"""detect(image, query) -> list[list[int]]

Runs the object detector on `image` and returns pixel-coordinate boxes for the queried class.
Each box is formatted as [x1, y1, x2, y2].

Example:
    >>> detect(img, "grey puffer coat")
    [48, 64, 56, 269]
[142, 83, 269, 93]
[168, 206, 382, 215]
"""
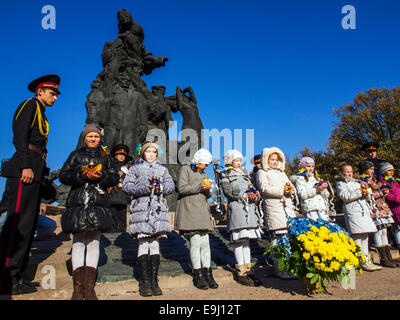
[174, 165, 213, 232]
[221, 168, 262, 232]
[122, 158, 175, 237]
[335, 175, 377, 235]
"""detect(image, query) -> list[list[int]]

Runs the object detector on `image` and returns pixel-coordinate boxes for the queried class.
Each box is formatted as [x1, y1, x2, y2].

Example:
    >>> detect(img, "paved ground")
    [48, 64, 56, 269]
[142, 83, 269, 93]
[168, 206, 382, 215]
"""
[2, 214, 400, 301]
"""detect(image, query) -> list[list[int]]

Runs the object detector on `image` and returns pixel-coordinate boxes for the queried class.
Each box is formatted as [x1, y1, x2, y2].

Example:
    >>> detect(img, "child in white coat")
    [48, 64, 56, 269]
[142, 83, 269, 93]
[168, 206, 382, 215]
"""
[294, 157, 331, 222]
[256, 147, 297, 279]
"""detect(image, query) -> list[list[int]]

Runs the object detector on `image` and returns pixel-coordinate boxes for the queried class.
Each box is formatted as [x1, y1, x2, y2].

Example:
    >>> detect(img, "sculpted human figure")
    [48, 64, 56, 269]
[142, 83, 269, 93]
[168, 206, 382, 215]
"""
[72, 9, 205, 211]
[148, 86, 174, 134]
[85, 77, 105, 125]
[117, 9, 167, 76]
[176, 86, 204, 145]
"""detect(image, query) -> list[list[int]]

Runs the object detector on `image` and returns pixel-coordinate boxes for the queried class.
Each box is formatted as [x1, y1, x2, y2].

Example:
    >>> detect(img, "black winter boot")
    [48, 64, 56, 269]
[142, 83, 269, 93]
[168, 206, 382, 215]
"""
[9, 277, 37, 296]
[203, 267, 218, 289]
[149, 254, 162, 296]
[193, 269, 209, 290]
[376, 246, 396, 268]
[137, 255, 152, 297]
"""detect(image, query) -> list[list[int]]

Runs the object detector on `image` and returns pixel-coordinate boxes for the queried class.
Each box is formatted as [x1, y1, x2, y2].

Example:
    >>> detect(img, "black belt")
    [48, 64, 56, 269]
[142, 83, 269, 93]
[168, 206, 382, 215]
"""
[29, 144, 47, 160]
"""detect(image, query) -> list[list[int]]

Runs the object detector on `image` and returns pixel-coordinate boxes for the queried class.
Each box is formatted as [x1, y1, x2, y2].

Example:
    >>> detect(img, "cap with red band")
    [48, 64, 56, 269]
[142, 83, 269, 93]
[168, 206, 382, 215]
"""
[28, 74, 61, 94]
[36, 82, 59, 91]
[251, 154, 262, 165]
[111, 144, 133, 161]
[114, 148, 128, 155]
[361, 141, 380, 152]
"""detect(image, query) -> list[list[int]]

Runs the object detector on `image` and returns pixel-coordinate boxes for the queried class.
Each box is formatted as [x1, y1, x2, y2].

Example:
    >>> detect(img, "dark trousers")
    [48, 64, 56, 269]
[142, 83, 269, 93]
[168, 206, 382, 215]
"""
[0, 178, 41, 291]
[110, 204, 127, 233]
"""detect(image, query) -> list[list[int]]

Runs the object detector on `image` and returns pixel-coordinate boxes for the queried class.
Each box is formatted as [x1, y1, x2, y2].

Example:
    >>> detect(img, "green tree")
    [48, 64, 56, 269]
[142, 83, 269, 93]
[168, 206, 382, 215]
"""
[328, 87, 400, 174]
[289, 87, 400, 214]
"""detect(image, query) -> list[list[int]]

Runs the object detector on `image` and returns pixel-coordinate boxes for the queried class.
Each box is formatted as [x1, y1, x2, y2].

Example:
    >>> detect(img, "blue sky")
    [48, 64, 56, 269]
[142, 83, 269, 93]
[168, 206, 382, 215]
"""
[1, 0, 400, 194]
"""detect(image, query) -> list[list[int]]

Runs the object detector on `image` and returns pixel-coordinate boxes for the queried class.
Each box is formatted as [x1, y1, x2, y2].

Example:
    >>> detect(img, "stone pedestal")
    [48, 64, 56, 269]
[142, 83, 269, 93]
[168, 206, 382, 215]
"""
[97, 227, 270, 283]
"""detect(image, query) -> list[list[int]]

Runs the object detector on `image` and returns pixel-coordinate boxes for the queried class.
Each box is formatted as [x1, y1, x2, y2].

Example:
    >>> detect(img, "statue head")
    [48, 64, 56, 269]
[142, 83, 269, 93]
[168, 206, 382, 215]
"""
[152, 86, 166, 97]
[117, 9, 133, 32]
[91, 78, 102, 89]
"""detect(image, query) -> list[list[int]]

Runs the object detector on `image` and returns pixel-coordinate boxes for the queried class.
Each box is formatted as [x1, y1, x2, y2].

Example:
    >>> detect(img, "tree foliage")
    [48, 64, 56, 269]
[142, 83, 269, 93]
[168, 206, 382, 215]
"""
[328, 87, 400, 173]
[289, 87, 400, 179]
[287, 86, 400, 212]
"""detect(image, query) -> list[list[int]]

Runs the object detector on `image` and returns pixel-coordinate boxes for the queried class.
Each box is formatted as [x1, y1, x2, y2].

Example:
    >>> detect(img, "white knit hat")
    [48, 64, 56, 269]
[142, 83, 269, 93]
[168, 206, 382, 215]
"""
[224, 149, 243, 165]
[193, 148, 213, 165]
[379, 162, 394, 176]
[298, 157, 315, 170]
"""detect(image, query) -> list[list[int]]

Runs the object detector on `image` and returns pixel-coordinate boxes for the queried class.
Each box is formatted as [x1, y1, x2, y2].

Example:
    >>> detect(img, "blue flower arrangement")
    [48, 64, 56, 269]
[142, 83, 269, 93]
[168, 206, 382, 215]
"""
[274, 217, 350, 258]
[266, 217, 362, 294]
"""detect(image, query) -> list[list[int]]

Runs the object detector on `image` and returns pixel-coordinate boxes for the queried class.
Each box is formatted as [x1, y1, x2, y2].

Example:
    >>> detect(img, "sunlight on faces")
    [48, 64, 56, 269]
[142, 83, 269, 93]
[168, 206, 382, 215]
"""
[341, 165, 353, 178]
[37, 88, 58, 107]
[143, 147, 158, 163]
[197, 163, 208, 171]
[366, 166, 375, 177]
[84, 132, 101, 149]
[268, 153, 279, 169]
[305, 163, 315, 174]
[115, 154, 126, 162]
[231, 158, 242, 169]
[365, 150, 377, 160]
[385, 169, 395, 178]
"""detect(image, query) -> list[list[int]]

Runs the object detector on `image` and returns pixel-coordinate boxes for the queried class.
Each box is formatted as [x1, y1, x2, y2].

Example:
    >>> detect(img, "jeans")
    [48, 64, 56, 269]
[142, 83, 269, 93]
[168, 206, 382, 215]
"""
[0, 213, 57, 239]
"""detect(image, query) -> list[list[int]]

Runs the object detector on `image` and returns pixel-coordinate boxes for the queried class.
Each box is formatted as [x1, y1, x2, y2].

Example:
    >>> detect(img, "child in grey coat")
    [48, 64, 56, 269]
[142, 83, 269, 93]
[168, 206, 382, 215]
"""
[335, 163, 381, 272]
[175, 148, 218, 290]
[221, 149, 263, 286]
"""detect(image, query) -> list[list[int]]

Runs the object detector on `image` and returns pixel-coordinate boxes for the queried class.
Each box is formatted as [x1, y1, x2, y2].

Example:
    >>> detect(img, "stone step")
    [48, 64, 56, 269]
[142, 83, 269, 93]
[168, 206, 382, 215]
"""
[24, 212, 400, 287]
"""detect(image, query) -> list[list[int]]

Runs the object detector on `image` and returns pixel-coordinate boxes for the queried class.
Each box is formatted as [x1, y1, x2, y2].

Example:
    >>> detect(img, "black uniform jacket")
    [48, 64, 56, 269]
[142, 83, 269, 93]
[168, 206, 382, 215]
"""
[2, 98, 48, 182]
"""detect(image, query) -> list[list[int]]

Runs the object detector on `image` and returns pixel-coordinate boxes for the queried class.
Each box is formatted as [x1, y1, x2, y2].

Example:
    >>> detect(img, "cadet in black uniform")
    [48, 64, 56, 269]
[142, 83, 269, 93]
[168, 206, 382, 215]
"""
[361, 141, 386, 175]
[249, 154, 261, 189]
[0, 74, 60, 295]
[108, 144, 133, 232]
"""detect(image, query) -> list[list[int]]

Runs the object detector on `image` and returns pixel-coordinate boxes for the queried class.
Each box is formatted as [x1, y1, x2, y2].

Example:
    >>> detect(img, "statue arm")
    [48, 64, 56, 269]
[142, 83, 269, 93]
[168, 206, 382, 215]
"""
[128, 70, 152, 98]
[183, 86, 197, 105]
[165, 95, 178, 113]
[176, 86, 183, 110]
[143, 56, 168, 75]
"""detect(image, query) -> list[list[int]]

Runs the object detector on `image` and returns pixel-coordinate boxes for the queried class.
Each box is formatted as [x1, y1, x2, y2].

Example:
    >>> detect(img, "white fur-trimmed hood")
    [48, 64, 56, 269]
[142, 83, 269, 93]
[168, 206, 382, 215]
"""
[261, 147, 285, 171]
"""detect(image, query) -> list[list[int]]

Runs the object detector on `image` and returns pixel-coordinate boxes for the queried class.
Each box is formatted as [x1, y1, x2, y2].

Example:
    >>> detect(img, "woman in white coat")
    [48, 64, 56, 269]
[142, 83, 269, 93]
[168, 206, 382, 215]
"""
[294, 157, 331, 221]
[335, 163, 381, 272]
[256, 147, 297, 279]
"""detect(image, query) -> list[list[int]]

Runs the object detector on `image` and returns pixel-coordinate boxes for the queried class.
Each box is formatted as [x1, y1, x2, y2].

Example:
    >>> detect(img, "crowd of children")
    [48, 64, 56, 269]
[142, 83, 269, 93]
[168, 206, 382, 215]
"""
[7, 126, 398, 299]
